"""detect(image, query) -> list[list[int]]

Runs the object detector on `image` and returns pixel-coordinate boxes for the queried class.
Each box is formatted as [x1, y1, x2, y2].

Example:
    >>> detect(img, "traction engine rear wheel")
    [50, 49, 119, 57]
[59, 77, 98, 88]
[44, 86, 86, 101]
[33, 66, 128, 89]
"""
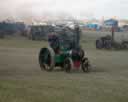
[96, 39, 103, 49]
[39, 47, 55, 71]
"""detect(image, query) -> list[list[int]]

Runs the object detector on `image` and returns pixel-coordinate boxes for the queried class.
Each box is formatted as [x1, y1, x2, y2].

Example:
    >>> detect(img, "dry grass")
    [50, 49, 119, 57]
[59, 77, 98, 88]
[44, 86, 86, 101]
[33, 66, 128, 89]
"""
[0, 32, 128, 102]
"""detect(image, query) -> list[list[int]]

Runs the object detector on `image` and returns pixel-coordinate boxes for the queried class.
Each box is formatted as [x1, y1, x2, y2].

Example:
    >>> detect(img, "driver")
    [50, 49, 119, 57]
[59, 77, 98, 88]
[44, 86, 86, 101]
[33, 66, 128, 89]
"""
[48, 33, 60, 53]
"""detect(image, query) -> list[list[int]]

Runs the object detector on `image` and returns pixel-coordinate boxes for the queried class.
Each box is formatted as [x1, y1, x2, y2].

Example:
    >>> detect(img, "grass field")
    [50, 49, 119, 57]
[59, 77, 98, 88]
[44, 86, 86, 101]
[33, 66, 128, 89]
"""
[0, 32, 128, 102]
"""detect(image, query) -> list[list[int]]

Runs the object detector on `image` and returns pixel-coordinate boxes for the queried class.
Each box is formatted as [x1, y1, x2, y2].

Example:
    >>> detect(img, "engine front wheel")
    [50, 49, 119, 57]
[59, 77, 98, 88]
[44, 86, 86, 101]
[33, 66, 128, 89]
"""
[64, 58, 73, 73]
[81, 57, 90, 72]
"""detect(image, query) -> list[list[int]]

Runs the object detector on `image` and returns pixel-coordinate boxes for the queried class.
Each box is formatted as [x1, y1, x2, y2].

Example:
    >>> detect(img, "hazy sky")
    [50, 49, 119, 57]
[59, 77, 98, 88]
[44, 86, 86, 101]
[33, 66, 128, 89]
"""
[0, 0, 128, 20]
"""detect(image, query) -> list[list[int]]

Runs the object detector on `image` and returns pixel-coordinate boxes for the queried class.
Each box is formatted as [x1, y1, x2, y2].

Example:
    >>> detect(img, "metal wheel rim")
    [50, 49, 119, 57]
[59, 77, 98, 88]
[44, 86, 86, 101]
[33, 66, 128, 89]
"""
[82, 58, 89, 72]
[39, 47, 55, 71]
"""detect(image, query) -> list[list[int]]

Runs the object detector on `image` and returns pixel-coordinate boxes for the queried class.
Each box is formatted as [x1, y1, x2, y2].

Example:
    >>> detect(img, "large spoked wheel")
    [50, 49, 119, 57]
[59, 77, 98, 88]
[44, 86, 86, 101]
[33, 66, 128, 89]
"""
[82, 57, 90, 72]
[96, 39, 103, 49]
[39, 47, 55, 72]
[64, 58, 73, 73]
[104, 40, 112, 49]
[122, 42, 128, 49]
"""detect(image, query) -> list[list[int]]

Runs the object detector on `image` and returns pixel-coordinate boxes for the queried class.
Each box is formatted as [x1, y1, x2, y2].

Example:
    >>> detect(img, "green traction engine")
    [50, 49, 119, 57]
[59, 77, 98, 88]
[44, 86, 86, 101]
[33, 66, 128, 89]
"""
[39, 25, 90, 72]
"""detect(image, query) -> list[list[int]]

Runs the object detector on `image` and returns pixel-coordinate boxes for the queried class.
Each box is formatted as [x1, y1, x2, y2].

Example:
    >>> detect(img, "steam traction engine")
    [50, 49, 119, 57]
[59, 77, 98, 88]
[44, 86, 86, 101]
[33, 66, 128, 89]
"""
[39, 25, 90, 72]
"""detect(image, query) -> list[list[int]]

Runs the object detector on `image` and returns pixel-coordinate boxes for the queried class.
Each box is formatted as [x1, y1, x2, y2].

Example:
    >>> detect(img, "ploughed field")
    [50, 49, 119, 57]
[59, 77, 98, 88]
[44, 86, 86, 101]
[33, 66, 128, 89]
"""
[0, 31, 128, 102]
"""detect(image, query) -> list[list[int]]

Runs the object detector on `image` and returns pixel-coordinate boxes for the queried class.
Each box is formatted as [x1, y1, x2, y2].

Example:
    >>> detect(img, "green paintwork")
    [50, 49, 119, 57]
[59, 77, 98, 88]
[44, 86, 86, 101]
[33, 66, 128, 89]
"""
[54, 50, 70, 63]
[54, 54, 65, 63]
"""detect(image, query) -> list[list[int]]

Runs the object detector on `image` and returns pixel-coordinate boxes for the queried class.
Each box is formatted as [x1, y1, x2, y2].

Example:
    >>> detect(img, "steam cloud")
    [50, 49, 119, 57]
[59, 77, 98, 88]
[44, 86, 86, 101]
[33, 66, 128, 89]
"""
[0, 0, 128, 22]
[0, 0, 95, 21]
